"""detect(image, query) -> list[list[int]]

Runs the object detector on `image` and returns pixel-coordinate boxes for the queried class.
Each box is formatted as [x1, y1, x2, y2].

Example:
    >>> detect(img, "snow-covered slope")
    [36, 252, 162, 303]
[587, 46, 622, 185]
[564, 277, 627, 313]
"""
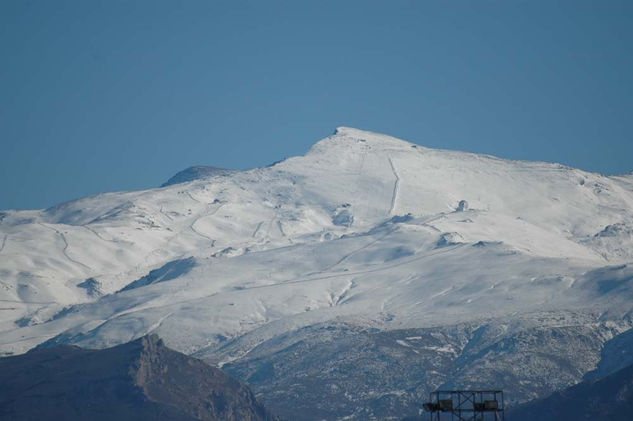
[1, 127, 632, 418]
[161, 165, 239, 187]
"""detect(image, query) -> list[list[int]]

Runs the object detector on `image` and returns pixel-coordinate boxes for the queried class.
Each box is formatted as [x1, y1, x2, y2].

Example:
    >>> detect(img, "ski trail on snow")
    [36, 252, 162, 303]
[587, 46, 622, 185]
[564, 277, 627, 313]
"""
[277, 220, 285, 236]
[190, 222, 215, 244]
[159, 206, 174, 221]
[318, 232, 392, 273]
[82, 239, 470, 351]
[38, 223, 91, 270]
[209, 202, 225, 216]
[147, 312, 174, 335]
[358, 148, 366, 174]
[127, 244, 469, 320]
[319, 211, 448, 274]
[0, 333, 58, 347]
[329, 280, 355, 306]
[186, 192, 202, 203]
[82, 225, 118, 243]
[0, 298, 57, 305]
[276, 220, 294, 243]
[233, 243, 467, 293]
[252, 221, 264, 238]
[59, 232, 92, 270]
[189, 202, 224, 244]
[388, 157, 401, 216]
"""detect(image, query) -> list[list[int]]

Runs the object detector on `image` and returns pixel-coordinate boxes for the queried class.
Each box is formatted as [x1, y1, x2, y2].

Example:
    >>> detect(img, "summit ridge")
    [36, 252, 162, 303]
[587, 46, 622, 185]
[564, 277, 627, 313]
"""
[1, 128, 632, 419]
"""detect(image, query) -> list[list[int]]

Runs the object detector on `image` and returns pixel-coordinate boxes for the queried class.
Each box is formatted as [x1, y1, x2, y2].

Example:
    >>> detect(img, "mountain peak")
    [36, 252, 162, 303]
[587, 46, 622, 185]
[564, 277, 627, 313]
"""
[305, 127, 421, 158]
[2, 334, 278, 421]
[333, 126, 373, 136]
[332, 126, 412, 144]
[161, 166, 238, 187]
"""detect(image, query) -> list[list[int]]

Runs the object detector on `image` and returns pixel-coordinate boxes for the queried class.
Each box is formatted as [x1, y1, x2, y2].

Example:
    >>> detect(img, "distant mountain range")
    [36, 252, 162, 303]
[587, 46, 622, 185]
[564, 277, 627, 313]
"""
[0, 335, 277, 421]
[1, 127, 632, 419]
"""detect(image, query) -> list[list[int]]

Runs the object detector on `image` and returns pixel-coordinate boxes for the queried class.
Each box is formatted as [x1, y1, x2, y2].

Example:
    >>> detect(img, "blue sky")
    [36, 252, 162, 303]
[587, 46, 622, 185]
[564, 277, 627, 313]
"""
[2, 0, 632, 210]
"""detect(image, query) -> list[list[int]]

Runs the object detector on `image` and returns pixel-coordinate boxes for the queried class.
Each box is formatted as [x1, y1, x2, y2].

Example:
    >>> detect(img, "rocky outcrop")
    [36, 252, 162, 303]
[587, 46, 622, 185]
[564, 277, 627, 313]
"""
[0, 335, 277, 421]
[508, 362, 633, 421]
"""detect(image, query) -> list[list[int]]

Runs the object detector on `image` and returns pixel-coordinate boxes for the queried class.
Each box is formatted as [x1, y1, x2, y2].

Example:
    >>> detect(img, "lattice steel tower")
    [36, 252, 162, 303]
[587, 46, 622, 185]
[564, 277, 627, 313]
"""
[422, 390, 505, 421]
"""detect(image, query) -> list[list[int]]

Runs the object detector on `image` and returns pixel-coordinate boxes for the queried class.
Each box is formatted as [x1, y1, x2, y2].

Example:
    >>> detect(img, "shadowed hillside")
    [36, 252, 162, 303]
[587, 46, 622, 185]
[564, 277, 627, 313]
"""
[0, 335, 277, 421]
[508, 362, 633, 421]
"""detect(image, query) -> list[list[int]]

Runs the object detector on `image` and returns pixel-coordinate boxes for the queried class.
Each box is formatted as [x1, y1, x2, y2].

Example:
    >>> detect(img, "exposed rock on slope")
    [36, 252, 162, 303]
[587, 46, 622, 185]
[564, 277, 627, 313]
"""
[161, 166, 238, 187]
[0, 335, 277, 421]
[508, 362, 633, 421]
[217, 315, 629, 420]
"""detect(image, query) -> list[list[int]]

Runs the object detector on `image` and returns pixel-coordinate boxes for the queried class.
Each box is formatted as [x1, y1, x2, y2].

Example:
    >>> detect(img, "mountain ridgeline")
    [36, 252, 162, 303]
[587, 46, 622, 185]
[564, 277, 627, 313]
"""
[1, 127, 632, 419]
[0, 335, 277, 421]
[508, 361, 633, 421]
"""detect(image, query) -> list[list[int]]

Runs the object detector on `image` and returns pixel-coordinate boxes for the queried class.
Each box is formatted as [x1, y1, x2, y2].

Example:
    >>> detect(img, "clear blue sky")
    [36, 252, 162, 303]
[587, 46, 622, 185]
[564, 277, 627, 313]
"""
[2, 0, 632, 210]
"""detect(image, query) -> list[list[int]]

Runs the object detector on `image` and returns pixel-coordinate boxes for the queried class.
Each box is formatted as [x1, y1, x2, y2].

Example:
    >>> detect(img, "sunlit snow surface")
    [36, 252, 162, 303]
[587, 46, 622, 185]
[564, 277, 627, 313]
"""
[1, 128, 632, 380]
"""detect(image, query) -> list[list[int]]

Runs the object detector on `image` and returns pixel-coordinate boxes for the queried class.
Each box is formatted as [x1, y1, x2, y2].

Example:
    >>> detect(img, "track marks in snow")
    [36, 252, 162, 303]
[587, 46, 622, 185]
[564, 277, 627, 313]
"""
[419, 213, 448, 233]
[159, 206, 174, 221]
[82, 225, 117, 243]
[358, 149, 367, 174]
[319, 232, 391, 273]
[0, 298, 56, 305]
[276, 220, 284, 236]
[59, 232, 92, 270]
[189, 202, 224, 245]
[38, 223, 91, 270]
[190, 213, 216, 244]
[236, 243, 466, 293]
[0, 235, 6, 254]
[329, 280, 355, 306]
[431, 286, 454, 299]
[147, 312, 174, 335]
[190, 222, 215, 244]
[82, 245, 467, 338]
[186, 192, 202, 203]
[388, 157, 401, 216]
[252, 221, 264, 238]
[276, 220, 293, 244]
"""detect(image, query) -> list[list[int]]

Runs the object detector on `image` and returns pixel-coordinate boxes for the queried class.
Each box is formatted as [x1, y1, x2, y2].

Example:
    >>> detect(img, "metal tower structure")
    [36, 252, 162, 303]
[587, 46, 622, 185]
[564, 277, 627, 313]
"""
[422, 390, 505, 421]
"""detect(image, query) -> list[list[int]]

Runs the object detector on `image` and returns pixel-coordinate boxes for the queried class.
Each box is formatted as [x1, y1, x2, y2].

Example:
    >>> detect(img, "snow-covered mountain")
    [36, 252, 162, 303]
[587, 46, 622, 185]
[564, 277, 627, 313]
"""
[1, 127, 632, 419]
[161, 166, 238, 187]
